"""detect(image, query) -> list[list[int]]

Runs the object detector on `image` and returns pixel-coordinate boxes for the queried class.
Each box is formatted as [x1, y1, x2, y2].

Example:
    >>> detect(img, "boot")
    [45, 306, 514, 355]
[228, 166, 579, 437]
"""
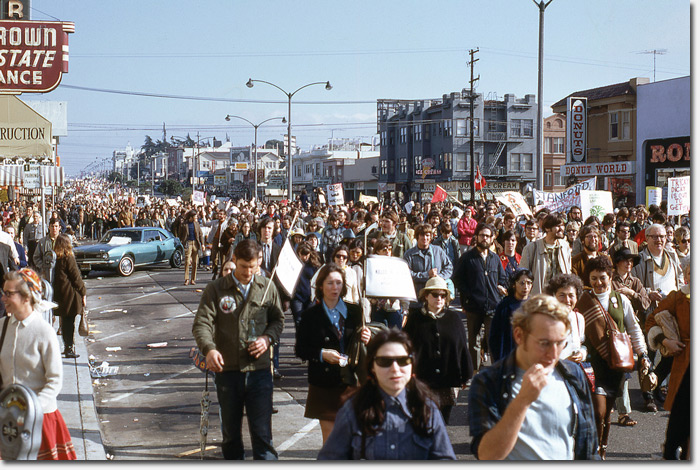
[64, 345, 79, 359]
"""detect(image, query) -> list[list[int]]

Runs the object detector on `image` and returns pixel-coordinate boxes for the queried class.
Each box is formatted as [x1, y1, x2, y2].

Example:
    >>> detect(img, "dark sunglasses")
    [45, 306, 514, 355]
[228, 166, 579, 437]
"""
[335, 254, 348, 259]
[429, 292, 447, 299]
[374, 355, 413, 368]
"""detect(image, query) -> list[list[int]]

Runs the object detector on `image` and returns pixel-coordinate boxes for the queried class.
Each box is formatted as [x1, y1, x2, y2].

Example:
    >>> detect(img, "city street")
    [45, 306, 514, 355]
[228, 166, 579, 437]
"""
[84, 264, 670, 460]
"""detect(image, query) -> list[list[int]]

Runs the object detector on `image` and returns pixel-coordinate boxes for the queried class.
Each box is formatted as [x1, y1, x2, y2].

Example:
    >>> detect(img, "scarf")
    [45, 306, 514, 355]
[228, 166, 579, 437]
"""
[575, 289, 611, 361]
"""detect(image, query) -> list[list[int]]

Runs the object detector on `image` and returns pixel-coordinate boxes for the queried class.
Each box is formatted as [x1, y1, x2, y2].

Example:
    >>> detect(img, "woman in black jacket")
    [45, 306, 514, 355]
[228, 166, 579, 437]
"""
[403, 276, 472, 424]
[53, 234, 87, 358]
[295, 263, 370, 443]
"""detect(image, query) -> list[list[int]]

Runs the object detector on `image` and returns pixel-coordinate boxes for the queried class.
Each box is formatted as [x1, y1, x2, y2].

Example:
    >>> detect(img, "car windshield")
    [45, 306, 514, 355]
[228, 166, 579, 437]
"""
[100, 230, 142, 245]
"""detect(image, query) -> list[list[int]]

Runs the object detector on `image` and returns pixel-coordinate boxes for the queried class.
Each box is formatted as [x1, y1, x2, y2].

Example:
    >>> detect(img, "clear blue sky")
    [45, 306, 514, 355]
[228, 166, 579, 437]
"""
[25, 0, 691, 177]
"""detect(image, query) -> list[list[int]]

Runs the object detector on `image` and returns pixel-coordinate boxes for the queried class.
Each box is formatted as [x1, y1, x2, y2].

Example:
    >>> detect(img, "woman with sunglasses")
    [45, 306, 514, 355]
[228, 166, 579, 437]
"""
[318, 329, 455, 460]
[296, 264, 371, 443]
[673, 226, 690, 271]
[310, 245, 360, 305]
[0, 268, 77, 460]
[488, 268, 534, 362]
[403, 276, 472, 424]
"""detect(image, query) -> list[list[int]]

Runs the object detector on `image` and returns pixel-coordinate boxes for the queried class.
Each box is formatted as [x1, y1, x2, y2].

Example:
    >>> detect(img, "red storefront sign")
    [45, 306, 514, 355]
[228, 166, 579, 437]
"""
[0, 20, 74, 93]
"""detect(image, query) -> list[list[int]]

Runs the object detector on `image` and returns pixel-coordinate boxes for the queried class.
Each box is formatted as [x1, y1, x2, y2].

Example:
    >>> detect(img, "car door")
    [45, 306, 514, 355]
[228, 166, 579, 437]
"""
[138, 230, 159, 264]
[153, 229, 169, 263]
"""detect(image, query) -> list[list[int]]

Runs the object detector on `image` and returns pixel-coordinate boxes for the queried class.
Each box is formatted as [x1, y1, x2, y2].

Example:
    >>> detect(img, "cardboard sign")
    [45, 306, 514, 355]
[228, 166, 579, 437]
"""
[496, 191, 533, 218]
[358, 193, 378, 204]
[326, 183, 344, 206]
[192, 190, 205, 206]
[646, 186, 662, 208]
[273, 239, 303, 297]
[579, 190, 614, 220]
[532, 177, 596, 213]
[364, 255, 417, 301]
[667, 176, 690, 216]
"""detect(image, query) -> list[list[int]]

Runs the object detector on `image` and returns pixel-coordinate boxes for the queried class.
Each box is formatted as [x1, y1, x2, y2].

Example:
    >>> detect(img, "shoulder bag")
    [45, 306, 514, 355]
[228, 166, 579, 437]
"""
[600, 302, 635, 372]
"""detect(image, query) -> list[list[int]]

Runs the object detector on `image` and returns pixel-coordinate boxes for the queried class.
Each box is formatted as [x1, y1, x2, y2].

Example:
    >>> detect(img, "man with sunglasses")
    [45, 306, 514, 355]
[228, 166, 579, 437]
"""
[468, 294, 599, 460]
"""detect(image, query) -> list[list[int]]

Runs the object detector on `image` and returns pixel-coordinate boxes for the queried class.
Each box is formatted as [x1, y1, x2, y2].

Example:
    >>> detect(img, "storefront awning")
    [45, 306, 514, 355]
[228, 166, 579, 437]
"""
[0, 96, 53, 158]
[0, 165, 24, 186]
[41, 166, 64, 186]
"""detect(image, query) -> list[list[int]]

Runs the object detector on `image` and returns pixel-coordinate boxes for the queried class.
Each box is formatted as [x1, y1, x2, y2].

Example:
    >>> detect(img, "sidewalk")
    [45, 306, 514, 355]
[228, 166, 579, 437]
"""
[58, 331, 107, 460]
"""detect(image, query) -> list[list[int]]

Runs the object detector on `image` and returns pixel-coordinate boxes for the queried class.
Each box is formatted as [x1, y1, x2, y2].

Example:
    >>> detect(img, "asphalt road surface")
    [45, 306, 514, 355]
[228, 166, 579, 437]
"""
[83, 263, 670, 460]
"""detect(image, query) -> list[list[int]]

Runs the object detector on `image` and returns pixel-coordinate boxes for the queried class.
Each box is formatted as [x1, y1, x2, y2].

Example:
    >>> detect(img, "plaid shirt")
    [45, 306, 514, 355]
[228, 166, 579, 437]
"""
[467, 350, 600, 460]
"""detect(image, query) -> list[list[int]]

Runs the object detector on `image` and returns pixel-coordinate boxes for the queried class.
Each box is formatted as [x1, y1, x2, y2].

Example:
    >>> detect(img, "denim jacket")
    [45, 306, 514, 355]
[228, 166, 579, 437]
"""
[467, 351, 600, 460]
[318, 388, 456, 460]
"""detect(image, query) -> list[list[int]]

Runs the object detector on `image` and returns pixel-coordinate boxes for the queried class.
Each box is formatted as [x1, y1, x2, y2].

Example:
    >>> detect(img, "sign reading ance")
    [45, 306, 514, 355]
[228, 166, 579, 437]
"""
[0, 20, 75, 93]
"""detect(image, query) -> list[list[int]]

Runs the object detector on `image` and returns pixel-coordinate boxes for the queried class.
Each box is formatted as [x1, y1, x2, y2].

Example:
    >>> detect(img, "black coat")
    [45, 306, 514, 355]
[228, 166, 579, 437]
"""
[54, 255, 87, 319]
[403, 306, 473, 389]
[295, 301, 363, 388]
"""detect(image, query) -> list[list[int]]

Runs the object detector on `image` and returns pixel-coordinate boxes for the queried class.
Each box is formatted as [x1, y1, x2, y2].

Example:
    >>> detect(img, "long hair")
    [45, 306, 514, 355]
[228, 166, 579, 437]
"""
[296, 241, 321, 268]
[54, 233, 74, 259]
[352, 329, 436, 438]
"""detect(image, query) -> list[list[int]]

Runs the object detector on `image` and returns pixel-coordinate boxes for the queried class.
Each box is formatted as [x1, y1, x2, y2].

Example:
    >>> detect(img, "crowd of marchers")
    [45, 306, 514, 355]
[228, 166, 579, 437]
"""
[0, 177, 690, 460]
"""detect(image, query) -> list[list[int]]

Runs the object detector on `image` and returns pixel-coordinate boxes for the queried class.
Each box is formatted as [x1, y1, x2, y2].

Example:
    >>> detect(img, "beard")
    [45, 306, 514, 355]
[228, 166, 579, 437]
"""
[476, 240, 490, 251]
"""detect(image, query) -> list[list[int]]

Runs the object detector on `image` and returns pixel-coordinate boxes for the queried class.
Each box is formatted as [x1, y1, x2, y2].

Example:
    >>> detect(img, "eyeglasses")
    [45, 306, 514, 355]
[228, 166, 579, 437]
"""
[534, 338, 568, 351]
[429, 292, 448, 299]
[334, 254, 347, 260]
[647, 234, 665, 240]
[374, 355, 413, 368]
[680, 239, 690, 244]
[516, 280, 533, 287]
[0, 289, 20, 297]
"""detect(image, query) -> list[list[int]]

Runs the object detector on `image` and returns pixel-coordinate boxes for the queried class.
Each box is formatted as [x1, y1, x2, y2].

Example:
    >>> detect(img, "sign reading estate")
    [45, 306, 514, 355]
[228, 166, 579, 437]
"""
[0, 20, 75, 93]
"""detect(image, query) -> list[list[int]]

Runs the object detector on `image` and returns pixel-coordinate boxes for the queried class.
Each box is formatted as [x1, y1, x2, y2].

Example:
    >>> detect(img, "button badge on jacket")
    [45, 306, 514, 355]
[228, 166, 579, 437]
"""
[219, 296, 237, 314]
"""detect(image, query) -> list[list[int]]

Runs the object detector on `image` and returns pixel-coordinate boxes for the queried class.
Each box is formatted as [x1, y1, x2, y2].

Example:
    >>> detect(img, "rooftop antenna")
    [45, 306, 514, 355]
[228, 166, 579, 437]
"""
[637, 49, 667, 82]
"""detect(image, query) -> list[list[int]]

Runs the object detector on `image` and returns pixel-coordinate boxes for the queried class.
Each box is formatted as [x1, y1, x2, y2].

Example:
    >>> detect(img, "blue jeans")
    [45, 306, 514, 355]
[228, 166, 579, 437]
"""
[215, 369, 277, 460]
[371, 309, 403, 330]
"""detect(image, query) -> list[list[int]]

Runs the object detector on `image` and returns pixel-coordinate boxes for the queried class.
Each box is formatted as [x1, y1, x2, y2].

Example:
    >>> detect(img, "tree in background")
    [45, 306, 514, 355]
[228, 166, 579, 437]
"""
[159, 179, 184, 196]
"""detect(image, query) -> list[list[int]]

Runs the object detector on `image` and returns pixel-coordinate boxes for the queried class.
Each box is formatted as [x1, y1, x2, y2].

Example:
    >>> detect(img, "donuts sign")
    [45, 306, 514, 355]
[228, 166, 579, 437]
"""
[567, 97, 587, 163]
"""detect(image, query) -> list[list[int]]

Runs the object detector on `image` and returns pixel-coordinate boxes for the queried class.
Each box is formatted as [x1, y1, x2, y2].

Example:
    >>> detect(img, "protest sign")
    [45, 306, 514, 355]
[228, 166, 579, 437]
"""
[364, 255, 417, 301]
[579, 190, 614, 219]
[359, 193, 378, 204]
[192, 190, 205, 206]
[667, 176, 690, 216]
[165, 198, 178, 207]
[496, 191, 533, 218]
[646, 186, 662, 208]
[273, 239, 304, 297]
[532, 177, 596, 213]
[326, 183, 344, 206]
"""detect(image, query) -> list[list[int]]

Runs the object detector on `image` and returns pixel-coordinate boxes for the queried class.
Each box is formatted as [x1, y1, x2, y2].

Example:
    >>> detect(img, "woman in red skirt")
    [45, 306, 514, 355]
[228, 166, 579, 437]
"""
[0, 268, 77, 460]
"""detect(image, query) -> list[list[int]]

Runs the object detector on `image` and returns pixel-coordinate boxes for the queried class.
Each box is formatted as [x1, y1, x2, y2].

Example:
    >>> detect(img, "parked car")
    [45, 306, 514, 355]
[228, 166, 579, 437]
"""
[74, 227, 183, 276]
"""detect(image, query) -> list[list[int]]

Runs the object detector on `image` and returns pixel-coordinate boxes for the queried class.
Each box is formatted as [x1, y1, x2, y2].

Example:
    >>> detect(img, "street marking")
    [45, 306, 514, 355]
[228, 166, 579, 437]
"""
[277, 419, 319, 454]
[177, 446, 217, 457]
[105, 366, 197, 403]
[93, 286, 178, 310]
[166, 311, 195, 320]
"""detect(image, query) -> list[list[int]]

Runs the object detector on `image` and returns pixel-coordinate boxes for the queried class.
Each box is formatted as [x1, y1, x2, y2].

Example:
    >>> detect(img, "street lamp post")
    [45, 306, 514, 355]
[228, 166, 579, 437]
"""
[246, 78, 331, 202]
[225, 115, 286, 202]
[533, 0, 554, 191]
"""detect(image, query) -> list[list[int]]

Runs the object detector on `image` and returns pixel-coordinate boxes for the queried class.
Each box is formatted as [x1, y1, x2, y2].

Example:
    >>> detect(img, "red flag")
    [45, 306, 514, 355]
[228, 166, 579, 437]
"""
[475, 166, 487, 191]
[431, 184, 448, 203]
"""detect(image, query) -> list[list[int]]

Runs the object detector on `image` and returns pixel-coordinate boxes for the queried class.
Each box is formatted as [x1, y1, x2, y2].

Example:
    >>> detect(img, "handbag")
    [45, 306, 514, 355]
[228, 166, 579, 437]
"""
[602, 308, 635, 372]
[78, 308, 89, 337]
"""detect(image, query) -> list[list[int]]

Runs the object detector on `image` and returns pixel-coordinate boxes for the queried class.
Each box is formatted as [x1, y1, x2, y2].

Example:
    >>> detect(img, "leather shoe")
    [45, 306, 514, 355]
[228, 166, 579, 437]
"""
[64, 346, 79, 359]
[644, 398, 658, 412]
[273, 369, 283, 380]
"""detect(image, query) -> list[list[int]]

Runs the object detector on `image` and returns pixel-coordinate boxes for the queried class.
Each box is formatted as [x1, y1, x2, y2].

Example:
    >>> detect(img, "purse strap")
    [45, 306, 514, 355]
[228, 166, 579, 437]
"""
[0, 316, 9, 354]
[591, 293, 620, 335]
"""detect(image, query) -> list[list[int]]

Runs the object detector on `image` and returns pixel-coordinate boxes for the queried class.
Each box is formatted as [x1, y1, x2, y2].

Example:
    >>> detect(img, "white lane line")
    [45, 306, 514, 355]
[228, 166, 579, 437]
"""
[165, 311, 195, 320]
[94, 326, 147, 342]
[93, 286, 179, 310]
[105, 366, 197, 403]
[277, 419, 319, 454]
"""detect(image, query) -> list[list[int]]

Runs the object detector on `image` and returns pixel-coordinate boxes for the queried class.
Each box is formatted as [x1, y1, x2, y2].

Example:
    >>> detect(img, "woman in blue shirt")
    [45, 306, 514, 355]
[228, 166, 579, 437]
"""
[318, 329, 456, 460]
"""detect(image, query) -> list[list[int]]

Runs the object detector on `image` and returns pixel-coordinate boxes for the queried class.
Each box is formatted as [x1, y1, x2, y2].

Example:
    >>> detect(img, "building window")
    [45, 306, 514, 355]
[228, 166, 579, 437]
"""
[414, 124, 422, 141]
[554, 172, 562, 186]
[510, 153, 520, 171]
[621, 111, 631, 140]
[510, 153, 533, 171]
[443, 119, 452, 137]
[424, 124, 431, 140]
[511, 119, 534, 138]
[380, 160, 387, 175]
[400, 127, 407, 144]
[414, 155, 421, 169]
[400, 157, 407, 174]
[609, 112, 619, 140]
[381, 131, 387, 146]
[545, 170, 552, 187]
[433, 122, 438, 136]
[545, 137, 564, 154]
[444, 152, 453, 170]
[315, 163, 321, 175]
[455, 153, 468, 172]
[456, 119, 467, 136]
[471, 118, 480, 137]
[338, 168, 342, 178]
[389, 130, 395, 145]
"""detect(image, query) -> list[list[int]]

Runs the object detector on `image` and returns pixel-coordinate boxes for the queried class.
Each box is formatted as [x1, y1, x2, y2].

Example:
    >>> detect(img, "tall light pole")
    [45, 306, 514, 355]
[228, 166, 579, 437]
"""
[533, 0, 554, 191]
[225, 114, 286, 202]
[246, 78, 332, 202]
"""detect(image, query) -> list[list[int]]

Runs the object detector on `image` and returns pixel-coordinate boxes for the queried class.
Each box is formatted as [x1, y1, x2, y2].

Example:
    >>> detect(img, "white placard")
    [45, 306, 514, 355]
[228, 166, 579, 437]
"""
[667, 176, 690, 216]
[273, 239, 303, 297]
[646, 187, 662, 208]
[579, 190, 614, 220]
[326, 183, 344, 206]
[533, 177, 597, 213]
[495, 191, 533, 218]
[364, 255, 417, 301]
[192, 190, 205, 206]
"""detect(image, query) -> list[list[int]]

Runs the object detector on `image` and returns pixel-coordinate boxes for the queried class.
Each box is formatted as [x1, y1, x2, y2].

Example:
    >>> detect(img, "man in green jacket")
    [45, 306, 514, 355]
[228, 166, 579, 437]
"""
[192, 239, 284, 460]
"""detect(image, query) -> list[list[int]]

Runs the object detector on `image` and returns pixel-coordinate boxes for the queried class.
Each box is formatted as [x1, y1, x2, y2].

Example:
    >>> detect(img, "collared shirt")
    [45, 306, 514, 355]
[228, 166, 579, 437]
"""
[233, 275, 253, 300]
[318, 388, 456, 460]
[322, 299, 348, 334]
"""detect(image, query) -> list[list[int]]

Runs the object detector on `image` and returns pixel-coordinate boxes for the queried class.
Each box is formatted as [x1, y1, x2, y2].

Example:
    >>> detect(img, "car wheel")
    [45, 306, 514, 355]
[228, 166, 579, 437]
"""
[118, 255, 135, 276]
[170, 249, 183, 268]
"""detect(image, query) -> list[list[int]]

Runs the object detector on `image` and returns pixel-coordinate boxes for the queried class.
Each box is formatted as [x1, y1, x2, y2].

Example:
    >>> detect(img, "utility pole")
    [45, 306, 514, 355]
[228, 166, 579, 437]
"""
[533, 0, 554, 191]
[468, 48, 480, 203]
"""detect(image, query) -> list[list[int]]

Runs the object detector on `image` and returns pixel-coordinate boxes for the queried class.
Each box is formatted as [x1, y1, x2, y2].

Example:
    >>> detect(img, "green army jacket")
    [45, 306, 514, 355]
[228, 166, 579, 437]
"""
[192, 273, 284, 372]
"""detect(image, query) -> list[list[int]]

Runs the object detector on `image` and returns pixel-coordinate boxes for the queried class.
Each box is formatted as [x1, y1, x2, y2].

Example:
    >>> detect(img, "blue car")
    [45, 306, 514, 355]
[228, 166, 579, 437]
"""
[74, 227, 184, 276]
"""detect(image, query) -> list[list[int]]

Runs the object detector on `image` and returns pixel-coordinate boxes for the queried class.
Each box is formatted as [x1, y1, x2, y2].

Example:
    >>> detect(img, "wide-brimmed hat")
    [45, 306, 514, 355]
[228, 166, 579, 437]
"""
[289, 227, 305, 239]
[418, 276, 452, 303]
[612, 247, 641, 266]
